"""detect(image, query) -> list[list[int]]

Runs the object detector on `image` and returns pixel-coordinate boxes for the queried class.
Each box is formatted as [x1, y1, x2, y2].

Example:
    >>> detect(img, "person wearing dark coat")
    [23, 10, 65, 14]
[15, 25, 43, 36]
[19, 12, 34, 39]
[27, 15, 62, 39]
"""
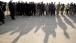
[49, 2, 55, 16]
[8, 1, 15, 20]
[27, 2, 32, 16]
[17, 1, 20, 15]
[0, 6, 5, 25]
[69, 2, 74, 15]
[20, 2, 25, 16]
[40, 2, 45, 16]
[1, 2, 6, 19]
[31, 2, 36, 16]
[24, 2, 28, 16]
[73, 3, 76, 15]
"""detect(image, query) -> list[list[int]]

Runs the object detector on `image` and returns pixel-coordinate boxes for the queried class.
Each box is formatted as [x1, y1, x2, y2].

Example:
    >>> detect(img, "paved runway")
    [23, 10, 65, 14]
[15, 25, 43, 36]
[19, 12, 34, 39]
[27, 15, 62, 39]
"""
[0, 14, 76, 43]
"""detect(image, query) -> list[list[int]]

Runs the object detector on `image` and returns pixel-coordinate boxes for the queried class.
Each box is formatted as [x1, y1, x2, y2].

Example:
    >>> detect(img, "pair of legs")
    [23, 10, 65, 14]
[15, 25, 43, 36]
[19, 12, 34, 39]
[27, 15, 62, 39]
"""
[10, 11, 15, 20]
[49, 9, 55, 16]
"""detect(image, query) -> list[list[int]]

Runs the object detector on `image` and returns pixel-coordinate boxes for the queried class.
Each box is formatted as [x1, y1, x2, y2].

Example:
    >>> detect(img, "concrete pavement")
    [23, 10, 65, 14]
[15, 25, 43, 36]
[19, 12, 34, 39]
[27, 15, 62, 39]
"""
[0, 14, 76, 43]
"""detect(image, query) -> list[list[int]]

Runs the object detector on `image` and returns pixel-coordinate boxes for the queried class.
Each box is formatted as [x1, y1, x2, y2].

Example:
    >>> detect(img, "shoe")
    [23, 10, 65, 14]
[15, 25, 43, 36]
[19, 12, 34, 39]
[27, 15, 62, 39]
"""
[2, 22, 5, 24]
[0, 24, 2, 25]
[13, 19, 16, 20]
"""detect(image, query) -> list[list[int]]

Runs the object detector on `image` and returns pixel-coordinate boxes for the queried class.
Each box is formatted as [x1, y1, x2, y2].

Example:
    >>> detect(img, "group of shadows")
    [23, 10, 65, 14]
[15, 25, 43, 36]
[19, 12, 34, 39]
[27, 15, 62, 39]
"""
[0, 14, 76, 43]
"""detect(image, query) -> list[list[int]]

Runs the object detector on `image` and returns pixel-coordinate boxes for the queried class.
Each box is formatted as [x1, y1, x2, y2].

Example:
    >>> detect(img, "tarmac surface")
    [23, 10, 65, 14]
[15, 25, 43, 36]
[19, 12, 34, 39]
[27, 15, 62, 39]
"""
[0, 14, 76, 43]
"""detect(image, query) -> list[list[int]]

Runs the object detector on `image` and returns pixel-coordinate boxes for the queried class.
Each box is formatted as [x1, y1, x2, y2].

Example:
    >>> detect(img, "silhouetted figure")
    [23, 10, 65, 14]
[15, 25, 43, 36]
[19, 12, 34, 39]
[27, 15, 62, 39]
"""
[56, 2, 61, 15]
[49, 2, 55, 16]
[17, 1, 20, 15]
[66, 3, 70, 14]
[45, 3, 49, 15]
[37, 3, 41, 15]
[19, 2, 25, 16]
[27, 2, 32, 16]
[57, 15, 70, 38]
[8, 0, 15, 20]
[24, 2, 28, 16]
[42, 17, 57, 43]
[0, 4, 5, 25]
[40, 2, 45, 16]
[73, 3, 76, 15]
[31, 2, 36, 16]
[69, 2, 74, 15]
[61, 4, 65, 15]
[1, 2, 6, 19]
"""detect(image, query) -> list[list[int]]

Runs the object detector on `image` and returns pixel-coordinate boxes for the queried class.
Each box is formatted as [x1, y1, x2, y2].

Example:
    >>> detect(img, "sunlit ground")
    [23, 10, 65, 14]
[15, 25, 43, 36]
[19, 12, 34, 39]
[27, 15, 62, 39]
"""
[0, 14, 76, 43]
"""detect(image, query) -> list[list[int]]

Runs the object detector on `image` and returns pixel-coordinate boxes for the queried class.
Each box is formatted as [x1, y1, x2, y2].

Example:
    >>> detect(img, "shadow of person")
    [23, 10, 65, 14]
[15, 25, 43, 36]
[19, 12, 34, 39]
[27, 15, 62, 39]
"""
[42, 17, 57, 43]
[34, 23, 44, 33]
[34, 18, 47, 33]
[61, 15, 75, 29]
[11, 17, 36, 43]
[57, 15, 70, 38]
[0, 16, 29, 35]
[10, 17, 30, 35]
[12, 22, 36, 43]
[66, 14, 76, 23]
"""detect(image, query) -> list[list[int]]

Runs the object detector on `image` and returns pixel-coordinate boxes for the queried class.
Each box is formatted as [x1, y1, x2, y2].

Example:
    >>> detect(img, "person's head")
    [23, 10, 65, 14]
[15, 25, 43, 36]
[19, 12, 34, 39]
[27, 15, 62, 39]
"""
[0, 1, 3, 7]
[71, 2, 73, 4]
[41, 2, 43, 4]
[18, 1, 20, 3]
[74, 3, 76, 5]
[25, 1, 27, 4]
[63, 4, 65, 6]
[10, 0, 13, 2]
[38, 2, 40, 4]
[46, 2, 48, 5]
[54, 2, 56, 4]
[67, 3, 69, 5]
[51, 2, 53, 4]
[58, 2, 60, 4]
[32, 2, 34, 4]
[21, 1, 24, 4]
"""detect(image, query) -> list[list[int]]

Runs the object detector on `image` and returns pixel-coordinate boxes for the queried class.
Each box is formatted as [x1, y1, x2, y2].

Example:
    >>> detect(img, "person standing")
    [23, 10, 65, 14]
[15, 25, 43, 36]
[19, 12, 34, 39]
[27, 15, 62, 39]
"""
[56, 2, 61, 16]
[1, 2, 6, 19]
[31, 2, 36, 16]
[24, 2, 28, 16]
[27, 2, 32, 16]
[20, 1, 25, 16]
[61, 4, 65, 15]
[40, 2, 45, 16]
[37, 3, 41, 15]
[45, 3, 49, 15]
[69, 2, 74, 15]
[66, 3, 70, 14]
[0, 4, 5, 25]
[54, 2, 56, 15]
[17, 1, 20, 15]
[49, 2, 55, 16]
[8, 0, 15, 20]
[73, 3, 76, 15]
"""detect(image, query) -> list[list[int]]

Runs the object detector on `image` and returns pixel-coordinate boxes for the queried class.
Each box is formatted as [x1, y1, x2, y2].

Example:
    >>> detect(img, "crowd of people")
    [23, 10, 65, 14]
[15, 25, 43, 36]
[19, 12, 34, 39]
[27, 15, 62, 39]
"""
[0, 0, 76, 25]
